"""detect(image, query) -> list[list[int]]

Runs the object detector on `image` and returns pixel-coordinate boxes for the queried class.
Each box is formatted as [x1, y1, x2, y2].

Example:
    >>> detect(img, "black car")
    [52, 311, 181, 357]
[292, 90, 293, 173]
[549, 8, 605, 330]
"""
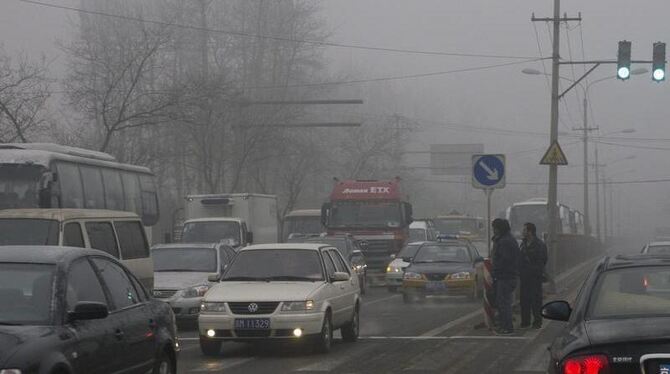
[0, 246, 178, 374]
[301, 235, 369, 294]
[543, 254, 670, 374]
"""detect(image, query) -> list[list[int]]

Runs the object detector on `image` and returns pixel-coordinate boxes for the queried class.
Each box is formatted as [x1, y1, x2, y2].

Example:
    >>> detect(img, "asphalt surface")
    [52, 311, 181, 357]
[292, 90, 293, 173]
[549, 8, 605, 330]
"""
[174, 256, 600, 374]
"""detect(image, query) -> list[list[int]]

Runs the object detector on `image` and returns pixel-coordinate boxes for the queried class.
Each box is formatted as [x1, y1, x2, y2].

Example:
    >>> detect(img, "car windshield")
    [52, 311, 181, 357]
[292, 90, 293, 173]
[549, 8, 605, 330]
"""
[0, 165, 44, 209]
[647, 245, 670, 255]
[181, 221, 241, 245]
[282, 216, 323, 241]
[409, 228, 427, 242]
[153, 247, 217, 273]
[589, 267, 670, 319]
[413, 244, 471, 263]
[0, 263, 56, 325]
[398, 244, 422, 258]
[222, 249, 323, 281]
[329, 201, 402, 228]
[0, 219, 59, 246]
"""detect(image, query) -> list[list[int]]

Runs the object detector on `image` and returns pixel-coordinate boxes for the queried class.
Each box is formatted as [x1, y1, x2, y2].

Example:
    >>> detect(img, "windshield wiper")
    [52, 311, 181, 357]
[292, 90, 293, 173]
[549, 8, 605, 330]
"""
[266, 276, 318, 282]
[221, 276, 269, 282]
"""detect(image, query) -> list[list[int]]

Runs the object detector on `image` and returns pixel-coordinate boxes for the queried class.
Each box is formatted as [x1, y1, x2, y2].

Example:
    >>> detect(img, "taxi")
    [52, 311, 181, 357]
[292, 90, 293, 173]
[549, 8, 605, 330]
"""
[401, 237, 485, 303]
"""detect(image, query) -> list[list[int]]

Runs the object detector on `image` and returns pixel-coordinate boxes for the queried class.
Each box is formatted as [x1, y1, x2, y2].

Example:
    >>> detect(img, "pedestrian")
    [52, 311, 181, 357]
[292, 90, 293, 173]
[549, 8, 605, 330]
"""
[491, 218, 519, 335]
[519, 222, 548, 329]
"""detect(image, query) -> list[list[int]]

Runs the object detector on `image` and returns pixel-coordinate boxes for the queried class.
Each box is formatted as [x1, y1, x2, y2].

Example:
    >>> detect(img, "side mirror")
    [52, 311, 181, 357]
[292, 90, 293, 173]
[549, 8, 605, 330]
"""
[68, 302, 108, 322]
[404, 203, 413, 224]
[541, 300, 572, 322]
[474, 256, 485, 264]
[246, 232, 254, 245]
[401, 257, 413, 263]
[390, 253, 396, 259]
[320, 203, 331, 227]
[208, 274, 221, 282]
[358, 240, 369, 250]
[331, 272, 350, 282]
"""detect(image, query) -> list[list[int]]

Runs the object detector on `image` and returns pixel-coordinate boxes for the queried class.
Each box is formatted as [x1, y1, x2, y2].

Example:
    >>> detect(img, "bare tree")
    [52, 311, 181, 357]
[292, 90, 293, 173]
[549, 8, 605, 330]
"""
[0, 49, 51, 143]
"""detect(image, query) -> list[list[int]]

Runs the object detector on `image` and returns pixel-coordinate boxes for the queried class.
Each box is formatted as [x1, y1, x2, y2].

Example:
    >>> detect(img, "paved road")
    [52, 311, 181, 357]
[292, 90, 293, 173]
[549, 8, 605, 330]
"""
[174, 256, 598, 374]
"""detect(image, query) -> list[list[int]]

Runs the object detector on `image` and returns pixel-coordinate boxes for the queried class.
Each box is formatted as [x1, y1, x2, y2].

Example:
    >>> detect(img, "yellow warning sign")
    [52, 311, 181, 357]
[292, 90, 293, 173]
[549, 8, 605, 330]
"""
[540, 141, 568, 165]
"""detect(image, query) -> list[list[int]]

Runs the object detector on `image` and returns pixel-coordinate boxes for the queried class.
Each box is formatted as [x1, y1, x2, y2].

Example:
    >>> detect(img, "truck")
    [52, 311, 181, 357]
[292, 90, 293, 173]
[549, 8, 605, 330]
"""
[181, 193, 278, 247]
[321, 179, 413, 281]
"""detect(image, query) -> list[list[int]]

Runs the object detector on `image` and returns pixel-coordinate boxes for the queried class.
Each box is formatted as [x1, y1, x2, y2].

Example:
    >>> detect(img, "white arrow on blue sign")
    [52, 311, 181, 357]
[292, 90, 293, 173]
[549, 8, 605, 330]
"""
[472, 154, 506, 189]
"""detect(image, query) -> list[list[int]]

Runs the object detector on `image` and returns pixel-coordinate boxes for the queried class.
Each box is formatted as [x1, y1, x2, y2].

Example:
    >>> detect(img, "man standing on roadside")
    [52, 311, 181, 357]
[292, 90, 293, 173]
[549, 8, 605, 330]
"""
[519, 222, 548, 329]
[491, 218, 519, 335]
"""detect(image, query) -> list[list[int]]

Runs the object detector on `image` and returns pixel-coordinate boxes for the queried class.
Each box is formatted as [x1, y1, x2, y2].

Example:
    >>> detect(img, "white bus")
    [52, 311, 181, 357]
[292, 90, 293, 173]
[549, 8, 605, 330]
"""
[506, 198, 582, 238]
[0, 143, 159, 227]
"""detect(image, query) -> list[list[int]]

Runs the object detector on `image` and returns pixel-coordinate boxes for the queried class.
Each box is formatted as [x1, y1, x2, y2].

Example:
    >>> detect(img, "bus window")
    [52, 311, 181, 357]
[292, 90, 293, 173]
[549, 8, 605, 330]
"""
[55, 162, 84, 208]
[101, 169, 124, 211]
[80, 166, 105, 209]
[139, 175, 158, 226]
[121, 173, 141, 216]
[85, 222, 120, 257]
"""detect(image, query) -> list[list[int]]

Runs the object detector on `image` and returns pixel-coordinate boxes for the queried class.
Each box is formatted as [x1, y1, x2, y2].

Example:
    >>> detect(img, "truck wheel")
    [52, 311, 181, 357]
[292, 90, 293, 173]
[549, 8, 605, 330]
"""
[341, 305, 359, 342]
[199, 336, 222, 356]
[314, 313, 333, 353]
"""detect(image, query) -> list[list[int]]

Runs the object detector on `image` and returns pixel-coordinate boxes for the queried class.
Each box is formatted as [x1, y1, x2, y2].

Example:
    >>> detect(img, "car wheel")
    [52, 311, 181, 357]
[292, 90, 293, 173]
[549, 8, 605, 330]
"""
[199, 336, 222, 356]
[153, 350, 175, 374]
[402, 292, 413, 304]
[314, 312, 333, 353]
[341, 305, 359, 342]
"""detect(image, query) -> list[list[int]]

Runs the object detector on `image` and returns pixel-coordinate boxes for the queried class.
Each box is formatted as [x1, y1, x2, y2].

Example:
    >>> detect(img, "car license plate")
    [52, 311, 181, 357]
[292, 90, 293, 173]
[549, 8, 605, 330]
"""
[659, 364, 670, 374]
[234, 318, 270, 330]
[426, 281, 446, 291]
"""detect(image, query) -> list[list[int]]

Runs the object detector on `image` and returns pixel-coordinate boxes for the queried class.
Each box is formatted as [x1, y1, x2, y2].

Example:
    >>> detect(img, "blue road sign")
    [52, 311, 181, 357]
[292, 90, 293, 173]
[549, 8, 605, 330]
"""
[472, 154, 506, 189]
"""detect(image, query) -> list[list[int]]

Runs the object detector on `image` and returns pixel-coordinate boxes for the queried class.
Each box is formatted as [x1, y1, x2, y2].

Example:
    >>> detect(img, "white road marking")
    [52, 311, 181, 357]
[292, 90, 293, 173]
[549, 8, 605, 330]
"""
[189, 357, 256, 372]
[363, 294, 401, 306]
[419, 308, 482, 337]
[178, 337, 200, 341]
[361, 335, 529, 340]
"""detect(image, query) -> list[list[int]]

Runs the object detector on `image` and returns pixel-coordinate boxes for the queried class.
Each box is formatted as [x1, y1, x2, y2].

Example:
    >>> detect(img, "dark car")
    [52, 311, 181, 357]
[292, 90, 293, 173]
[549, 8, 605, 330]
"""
[0, 246, 178, 374]
[401, 239, 485, 303]
[543, 254, 670, 374]
[301, 235, 369, 294]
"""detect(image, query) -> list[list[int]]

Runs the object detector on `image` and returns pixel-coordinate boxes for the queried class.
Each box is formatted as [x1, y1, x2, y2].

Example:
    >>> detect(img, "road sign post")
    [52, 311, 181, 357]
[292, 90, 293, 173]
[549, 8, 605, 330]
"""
[472, 154, 506, 254]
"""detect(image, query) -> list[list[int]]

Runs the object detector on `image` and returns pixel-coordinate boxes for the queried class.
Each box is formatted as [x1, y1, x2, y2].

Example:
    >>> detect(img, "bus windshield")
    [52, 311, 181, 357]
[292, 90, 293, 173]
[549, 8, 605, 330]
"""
[329, 201, 402, 228]
[509, 205, 548, 236]
[0, 165, 44, 209]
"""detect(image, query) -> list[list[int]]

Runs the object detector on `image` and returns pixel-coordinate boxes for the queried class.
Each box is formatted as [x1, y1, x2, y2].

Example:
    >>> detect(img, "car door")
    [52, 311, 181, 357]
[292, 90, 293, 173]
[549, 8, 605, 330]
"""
[64, 258, 119, 374]
[327, 249, 356, 327]
[91, 257, 156, 374]
[320, 250, 344, 325]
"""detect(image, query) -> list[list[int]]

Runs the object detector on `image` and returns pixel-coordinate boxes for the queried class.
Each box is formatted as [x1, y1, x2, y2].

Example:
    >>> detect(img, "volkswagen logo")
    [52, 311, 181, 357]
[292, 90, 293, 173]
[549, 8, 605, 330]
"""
[247, 303, 259, 313]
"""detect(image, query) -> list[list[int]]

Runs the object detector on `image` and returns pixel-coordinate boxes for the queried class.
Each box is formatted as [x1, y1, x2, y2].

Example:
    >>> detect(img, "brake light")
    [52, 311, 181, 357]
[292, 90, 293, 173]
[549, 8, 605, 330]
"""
[563, 355, 610, 374]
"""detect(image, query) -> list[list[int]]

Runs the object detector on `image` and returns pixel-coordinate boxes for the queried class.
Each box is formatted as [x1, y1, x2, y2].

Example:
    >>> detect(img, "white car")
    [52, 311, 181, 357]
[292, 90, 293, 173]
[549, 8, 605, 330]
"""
[198, 243, 361, 355]
[386, 242, 426, 292]
[641, 241, 670, 255]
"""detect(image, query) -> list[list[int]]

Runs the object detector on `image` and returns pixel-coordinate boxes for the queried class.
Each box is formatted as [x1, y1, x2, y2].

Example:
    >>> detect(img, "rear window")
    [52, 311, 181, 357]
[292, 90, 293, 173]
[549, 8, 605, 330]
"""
[0, 219, 59, 246]
[589, 266, 670, 319]
[114, 221, 149, 259]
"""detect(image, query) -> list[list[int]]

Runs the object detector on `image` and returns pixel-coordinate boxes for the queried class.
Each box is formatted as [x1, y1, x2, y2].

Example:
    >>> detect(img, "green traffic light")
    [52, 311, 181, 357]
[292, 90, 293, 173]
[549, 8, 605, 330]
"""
[617, 67, 631, 80]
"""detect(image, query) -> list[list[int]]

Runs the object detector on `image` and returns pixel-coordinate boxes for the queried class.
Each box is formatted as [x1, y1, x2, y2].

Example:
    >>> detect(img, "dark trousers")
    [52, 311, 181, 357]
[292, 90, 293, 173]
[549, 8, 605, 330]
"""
[520, 275, 543, 327]
[495, 278, 517, 331]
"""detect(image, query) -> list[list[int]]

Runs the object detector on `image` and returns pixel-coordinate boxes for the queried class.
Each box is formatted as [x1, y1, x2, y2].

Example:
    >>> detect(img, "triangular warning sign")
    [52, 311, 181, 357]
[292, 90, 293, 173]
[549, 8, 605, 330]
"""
[540, 141, 568, 165]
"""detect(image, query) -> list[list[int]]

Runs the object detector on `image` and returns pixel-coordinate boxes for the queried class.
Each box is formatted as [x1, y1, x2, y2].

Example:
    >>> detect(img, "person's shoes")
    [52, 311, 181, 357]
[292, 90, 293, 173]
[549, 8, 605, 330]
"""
[495, 328, 514, 336]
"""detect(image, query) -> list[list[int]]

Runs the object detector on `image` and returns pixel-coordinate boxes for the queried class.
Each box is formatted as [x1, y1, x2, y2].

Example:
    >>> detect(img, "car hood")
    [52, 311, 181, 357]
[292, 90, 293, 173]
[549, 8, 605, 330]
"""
[0, 325, 56, 366]
[389, 258, 409, 268]
[154, 272, 215, 290]
[205, 281, 325, 302]
[406, 262, 472, 274]
[585, 317, 670, 345]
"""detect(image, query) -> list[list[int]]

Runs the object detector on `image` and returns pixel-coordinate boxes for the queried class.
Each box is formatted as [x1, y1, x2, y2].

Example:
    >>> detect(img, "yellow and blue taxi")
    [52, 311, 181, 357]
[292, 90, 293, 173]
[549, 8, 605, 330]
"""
[401, 236, 486, 303]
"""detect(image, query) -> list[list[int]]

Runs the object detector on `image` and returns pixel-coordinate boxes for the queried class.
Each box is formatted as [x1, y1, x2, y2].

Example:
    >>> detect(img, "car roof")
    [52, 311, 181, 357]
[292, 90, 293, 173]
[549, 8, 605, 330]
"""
[241, 243, 328, 251]
[0, 245, 112, 264]
[605, 254, 670, 270]
[0, 209, 140, 220]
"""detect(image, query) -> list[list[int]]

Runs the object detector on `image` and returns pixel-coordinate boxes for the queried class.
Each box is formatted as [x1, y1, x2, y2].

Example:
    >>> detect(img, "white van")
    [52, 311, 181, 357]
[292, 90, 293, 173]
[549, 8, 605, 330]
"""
[0, 209, 153, 289]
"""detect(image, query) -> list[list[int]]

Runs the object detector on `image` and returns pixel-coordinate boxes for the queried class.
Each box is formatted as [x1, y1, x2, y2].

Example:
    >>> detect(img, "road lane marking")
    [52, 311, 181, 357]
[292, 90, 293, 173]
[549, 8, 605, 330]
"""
[361, 335, 529, 340]
[363, 294, 401, 306]
[179, 337, 200, 341]
[419, 308, 482, 337]
[189, 357, 256, 372]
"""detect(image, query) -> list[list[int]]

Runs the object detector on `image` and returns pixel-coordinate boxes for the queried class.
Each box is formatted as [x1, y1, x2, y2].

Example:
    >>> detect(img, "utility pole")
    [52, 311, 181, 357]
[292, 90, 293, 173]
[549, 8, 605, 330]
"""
[573, 97, 597, 237]
[602, 176, 608, 244]
[594, 146, 601, 241]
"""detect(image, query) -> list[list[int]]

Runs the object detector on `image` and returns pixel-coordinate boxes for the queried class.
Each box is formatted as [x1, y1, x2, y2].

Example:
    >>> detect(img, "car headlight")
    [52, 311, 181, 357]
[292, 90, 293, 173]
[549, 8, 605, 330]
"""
[281, 300, 315, 312]
[386, 265, 401, 273]
[0, 370, 22, 374]
[182, 285, 210, 298]
[449, 272, 472, 280]
[200, 302, 227, 313]
[403, 271, 423, 280]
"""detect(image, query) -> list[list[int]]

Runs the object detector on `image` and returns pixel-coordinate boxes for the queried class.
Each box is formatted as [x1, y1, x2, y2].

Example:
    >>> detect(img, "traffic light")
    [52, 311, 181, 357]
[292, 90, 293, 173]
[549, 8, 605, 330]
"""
[617, 41, 632, 80]
[652, 42, 666, 82]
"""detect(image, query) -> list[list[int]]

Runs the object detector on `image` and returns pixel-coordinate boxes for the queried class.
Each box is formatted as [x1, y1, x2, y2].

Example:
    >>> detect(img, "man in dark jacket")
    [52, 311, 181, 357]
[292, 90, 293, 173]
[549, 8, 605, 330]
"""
[491, 218, 519, 335]
[519, 222, 548, 329]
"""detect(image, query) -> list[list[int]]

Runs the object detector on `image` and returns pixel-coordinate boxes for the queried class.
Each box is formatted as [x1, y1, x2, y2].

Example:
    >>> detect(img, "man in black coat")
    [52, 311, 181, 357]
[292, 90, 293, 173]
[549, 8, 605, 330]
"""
[519, 222, 548, 329]
[491, 218, 519, 335]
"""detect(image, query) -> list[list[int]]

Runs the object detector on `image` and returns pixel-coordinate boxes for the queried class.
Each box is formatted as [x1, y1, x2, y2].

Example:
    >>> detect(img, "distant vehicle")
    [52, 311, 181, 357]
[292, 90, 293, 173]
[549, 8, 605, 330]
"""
[282, 209, 323, 242]
[409, 219, 438, 242]
[0, 246, 178, 374]
[653, 227, 670, 241]
[542, 255, 670, 374]
[433, 215, 485, 241]
[401, 238, 485, 303]
[641, 241, 670, 255]
[199, 243, 361, 355]
[0, 143, 159, 227]
[386, 242, 426, 292]
[505, 198, 584, 238]
[302, 234, 369, 294]
[0, 209, 154, 289]
[181, 194, 278, 246]
[151, 243, 237, 320]
[321, 178, 413, 281]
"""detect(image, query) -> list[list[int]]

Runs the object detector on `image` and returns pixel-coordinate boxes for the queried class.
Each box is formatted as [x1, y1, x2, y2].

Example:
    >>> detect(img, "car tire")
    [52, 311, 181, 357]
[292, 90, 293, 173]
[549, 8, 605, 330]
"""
[402, 292, 413, 304]
[199, 336, 222, 357]
[314, 312, 333, 353]
[153, 350, 175, 374]
[341, 305, 359, 342]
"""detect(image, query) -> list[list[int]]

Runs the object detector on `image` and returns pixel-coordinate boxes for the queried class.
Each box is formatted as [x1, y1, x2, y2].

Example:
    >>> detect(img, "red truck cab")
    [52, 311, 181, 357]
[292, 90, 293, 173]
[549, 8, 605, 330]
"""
[321, 179, 413, 281]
